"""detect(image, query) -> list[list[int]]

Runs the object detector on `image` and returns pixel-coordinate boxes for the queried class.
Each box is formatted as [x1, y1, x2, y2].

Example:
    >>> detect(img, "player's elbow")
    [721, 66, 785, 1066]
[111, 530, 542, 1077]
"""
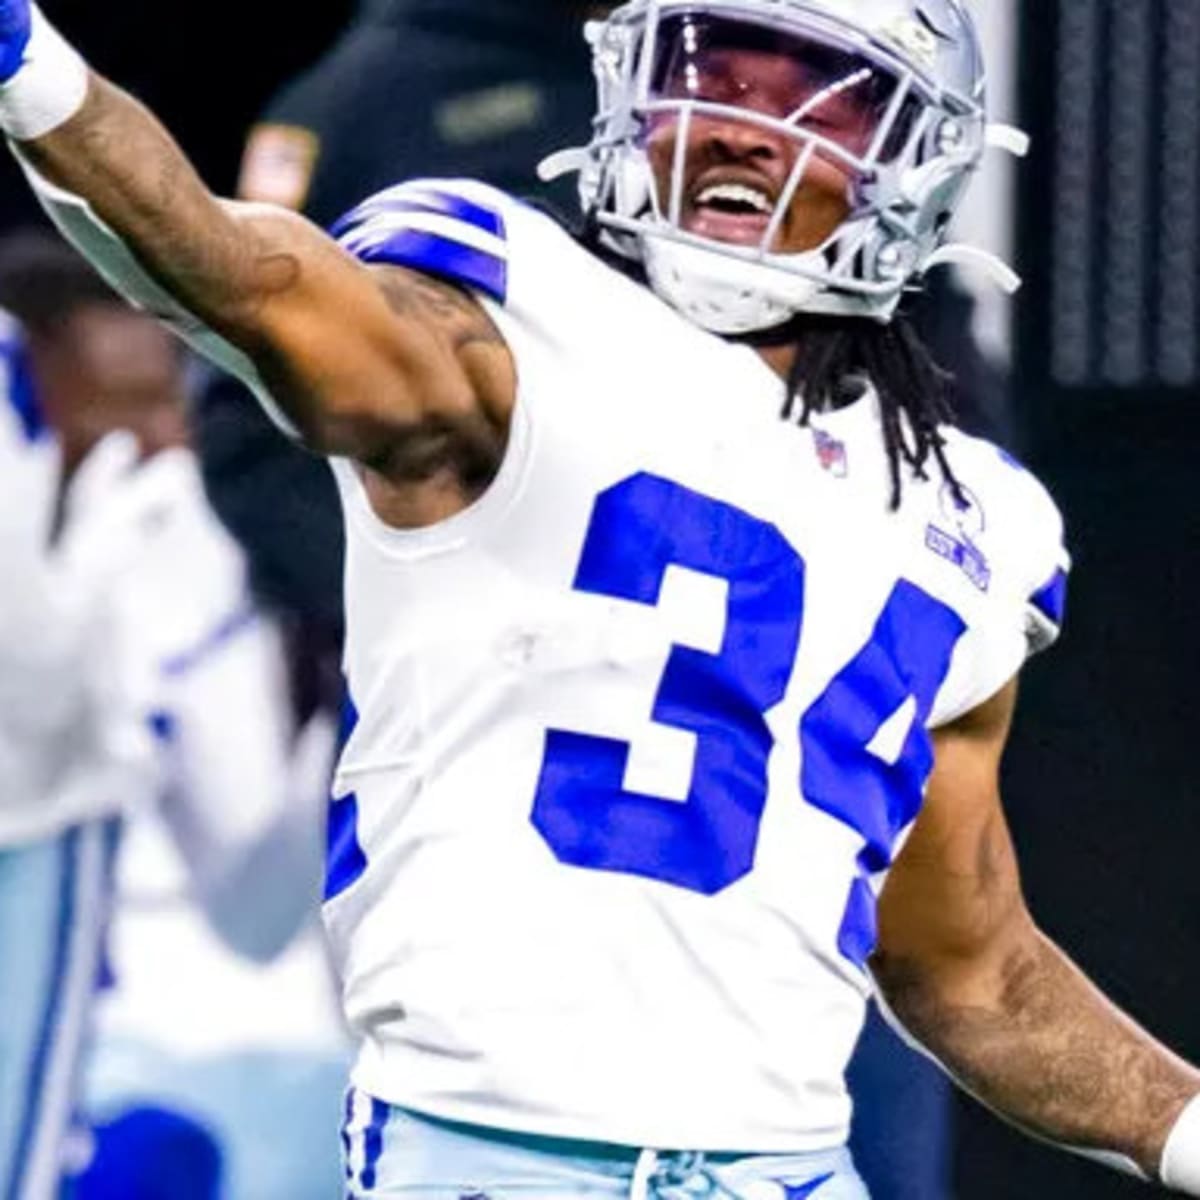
[250, 315, 481, 464]
[870, 903, 1043, 1036]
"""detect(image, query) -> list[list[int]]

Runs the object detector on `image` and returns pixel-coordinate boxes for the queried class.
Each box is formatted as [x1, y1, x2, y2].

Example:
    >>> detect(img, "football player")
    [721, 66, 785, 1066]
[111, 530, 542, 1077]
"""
[2, 0, 1198, 1196]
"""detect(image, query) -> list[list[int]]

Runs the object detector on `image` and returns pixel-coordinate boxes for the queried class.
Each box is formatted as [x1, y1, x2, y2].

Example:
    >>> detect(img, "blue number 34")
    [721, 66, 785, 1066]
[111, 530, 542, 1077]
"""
[531, 474, 966, 966]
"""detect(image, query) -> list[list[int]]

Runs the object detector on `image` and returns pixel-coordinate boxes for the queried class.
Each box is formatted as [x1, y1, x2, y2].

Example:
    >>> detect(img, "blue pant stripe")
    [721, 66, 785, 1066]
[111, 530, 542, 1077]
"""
[360, 1098, 389, 1191]
[340, 1090, 355, 1181]
[3, 829, 79, 1200]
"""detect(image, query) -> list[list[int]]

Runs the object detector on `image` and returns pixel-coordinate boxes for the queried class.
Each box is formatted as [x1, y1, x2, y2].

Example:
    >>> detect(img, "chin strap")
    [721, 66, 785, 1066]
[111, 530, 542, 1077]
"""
[986, 122, 1032, 158]
[537, 147, 589, 183]
[923, 243, 1023, 294]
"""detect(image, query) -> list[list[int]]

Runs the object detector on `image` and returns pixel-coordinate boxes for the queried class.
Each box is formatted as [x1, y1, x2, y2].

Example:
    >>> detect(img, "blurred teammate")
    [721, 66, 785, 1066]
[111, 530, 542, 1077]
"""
[0, 255, 173, 1200]
[239, 0, 613, 227]
[5, 1, 1200, 1198]
[0, 232, 336, 1198]
[0, 323, 108, 1200]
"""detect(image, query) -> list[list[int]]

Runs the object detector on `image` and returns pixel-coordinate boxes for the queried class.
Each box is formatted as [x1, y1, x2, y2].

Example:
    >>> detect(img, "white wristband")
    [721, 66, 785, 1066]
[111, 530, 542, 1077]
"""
[1163, 1093, 1200, 1194]
[0, 6, 88, 141]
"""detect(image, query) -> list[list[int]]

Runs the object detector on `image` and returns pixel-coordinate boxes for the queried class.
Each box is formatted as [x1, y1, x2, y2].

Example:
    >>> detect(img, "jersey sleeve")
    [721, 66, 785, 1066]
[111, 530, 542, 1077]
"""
[1025, 551, 1069, 655]
[329, 179, 509, 304]
[929, 460, 1071, 726]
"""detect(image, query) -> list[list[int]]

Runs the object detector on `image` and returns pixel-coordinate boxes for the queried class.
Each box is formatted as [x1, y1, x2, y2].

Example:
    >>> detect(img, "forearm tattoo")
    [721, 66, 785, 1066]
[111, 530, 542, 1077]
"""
[24, 76, 301, 332]
[874, 936, 1200, 1176]
[359, 268, 509, 490]
[377, 268, 507, 355]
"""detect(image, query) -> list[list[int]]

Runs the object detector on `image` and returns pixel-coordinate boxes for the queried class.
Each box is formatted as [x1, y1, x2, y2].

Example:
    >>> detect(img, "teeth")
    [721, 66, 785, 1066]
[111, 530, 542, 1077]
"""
[694, 183, 773, 214]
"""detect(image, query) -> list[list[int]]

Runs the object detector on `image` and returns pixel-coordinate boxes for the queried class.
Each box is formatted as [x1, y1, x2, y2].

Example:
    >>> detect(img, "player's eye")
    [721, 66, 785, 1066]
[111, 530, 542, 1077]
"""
[665, 63, 744, 104]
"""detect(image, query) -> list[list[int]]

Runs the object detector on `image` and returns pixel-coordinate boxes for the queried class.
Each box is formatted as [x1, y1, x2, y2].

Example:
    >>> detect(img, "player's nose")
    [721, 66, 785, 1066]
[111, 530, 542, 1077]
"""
[691, 112, 786, 165]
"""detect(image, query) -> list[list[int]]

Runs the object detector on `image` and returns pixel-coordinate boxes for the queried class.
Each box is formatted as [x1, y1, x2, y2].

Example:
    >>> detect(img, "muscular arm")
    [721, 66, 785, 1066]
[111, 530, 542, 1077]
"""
[16, 72, 514, 471]
[873, 680, 1200, 1178]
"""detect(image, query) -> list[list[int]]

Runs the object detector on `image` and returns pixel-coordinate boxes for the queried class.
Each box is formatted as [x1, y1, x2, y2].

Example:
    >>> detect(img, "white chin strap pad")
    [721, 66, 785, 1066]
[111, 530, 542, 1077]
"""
[643, 234, 826, 335]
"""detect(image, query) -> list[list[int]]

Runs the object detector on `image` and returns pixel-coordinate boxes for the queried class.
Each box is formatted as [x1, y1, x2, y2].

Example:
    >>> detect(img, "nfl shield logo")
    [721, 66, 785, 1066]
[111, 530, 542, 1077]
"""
[812, 428, 848, 478]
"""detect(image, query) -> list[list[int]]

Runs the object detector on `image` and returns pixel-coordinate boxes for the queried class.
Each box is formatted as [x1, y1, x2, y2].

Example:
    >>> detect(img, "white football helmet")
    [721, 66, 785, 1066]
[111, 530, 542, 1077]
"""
[540, 0, 1027, 333]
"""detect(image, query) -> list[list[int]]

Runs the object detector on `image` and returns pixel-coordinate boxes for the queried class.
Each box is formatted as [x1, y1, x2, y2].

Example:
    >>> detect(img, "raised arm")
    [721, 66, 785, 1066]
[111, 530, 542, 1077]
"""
[0, 3, 514, 472]
[873, 679, 1200, 1190]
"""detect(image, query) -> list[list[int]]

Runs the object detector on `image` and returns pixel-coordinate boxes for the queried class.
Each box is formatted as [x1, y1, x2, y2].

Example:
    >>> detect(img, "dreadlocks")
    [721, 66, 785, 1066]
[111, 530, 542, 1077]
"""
[776, 311, 966, 510]
[576, 214, 966, 509]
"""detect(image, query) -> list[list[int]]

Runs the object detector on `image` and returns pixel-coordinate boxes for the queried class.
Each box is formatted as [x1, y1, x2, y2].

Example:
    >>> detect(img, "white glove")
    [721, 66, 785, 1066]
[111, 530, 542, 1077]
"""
[1164, 1095, 1200, 1195]
[0, 1, 88, 140]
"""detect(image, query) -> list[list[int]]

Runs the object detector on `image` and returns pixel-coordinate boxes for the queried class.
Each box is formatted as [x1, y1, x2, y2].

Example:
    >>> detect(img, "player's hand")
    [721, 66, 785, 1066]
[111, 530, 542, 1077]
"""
[0, 0, 31, 83]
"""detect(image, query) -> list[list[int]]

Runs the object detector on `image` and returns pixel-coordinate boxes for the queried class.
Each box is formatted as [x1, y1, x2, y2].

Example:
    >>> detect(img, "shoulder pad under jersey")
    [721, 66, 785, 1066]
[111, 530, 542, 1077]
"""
[331, 179, 510, 303]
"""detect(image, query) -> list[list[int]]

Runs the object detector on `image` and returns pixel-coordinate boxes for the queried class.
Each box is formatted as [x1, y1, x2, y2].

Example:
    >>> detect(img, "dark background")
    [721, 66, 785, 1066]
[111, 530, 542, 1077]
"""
[0, 0, 355, 226]
[4, 3, 1197, 1196]
[958, 3, 1200, 1197]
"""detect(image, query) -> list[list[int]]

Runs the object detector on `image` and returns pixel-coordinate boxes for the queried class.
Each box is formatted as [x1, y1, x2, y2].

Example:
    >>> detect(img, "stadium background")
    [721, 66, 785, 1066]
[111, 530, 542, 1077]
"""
[1, 1, 1197, 1196]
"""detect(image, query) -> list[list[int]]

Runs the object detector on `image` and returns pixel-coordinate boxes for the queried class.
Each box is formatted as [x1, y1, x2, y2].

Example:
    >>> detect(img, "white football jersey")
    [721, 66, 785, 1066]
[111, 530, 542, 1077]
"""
[0, 314, 145, 846]
[21, 167, 1069, 1151]
[319, 181, 1070, 1150]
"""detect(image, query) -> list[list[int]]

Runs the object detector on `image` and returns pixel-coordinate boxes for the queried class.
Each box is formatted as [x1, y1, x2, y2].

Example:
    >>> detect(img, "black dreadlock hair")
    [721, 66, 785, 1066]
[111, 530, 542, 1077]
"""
[762, 310, 965, 510]
[576, 214, 966, 511]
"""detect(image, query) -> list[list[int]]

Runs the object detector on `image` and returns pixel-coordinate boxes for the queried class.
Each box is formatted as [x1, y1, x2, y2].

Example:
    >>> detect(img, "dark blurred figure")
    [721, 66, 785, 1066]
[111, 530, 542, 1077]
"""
[237, 0, 608, 227]
[916, 282, 1016, 450]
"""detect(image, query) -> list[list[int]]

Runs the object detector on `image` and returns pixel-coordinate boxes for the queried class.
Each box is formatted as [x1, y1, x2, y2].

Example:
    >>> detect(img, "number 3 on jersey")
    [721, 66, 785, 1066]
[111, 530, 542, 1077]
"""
[530, 473, 967, 966]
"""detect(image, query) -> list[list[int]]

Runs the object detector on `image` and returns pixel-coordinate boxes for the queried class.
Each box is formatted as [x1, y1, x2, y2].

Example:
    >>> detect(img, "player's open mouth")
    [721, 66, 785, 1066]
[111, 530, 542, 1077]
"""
[684, 179, 779, 246]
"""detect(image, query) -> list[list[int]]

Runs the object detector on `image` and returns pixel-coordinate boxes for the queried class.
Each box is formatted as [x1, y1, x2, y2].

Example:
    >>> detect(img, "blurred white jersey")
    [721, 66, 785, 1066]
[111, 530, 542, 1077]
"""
[0, 314, 148, 846]
[95, 732, 345, 1062]
[319, 182, 1070, 1151]
[73, 447, 341, 1053]
[0, 423, 258, 845]
[22, 170, 1070, 1152]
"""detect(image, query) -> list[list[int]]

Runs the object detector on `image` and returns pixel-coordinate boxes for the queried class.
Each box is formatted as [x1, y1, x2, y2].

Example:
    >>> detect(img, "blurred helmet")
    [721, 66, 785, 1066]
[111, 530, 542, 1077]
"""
[543, 0, 1023, 333]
